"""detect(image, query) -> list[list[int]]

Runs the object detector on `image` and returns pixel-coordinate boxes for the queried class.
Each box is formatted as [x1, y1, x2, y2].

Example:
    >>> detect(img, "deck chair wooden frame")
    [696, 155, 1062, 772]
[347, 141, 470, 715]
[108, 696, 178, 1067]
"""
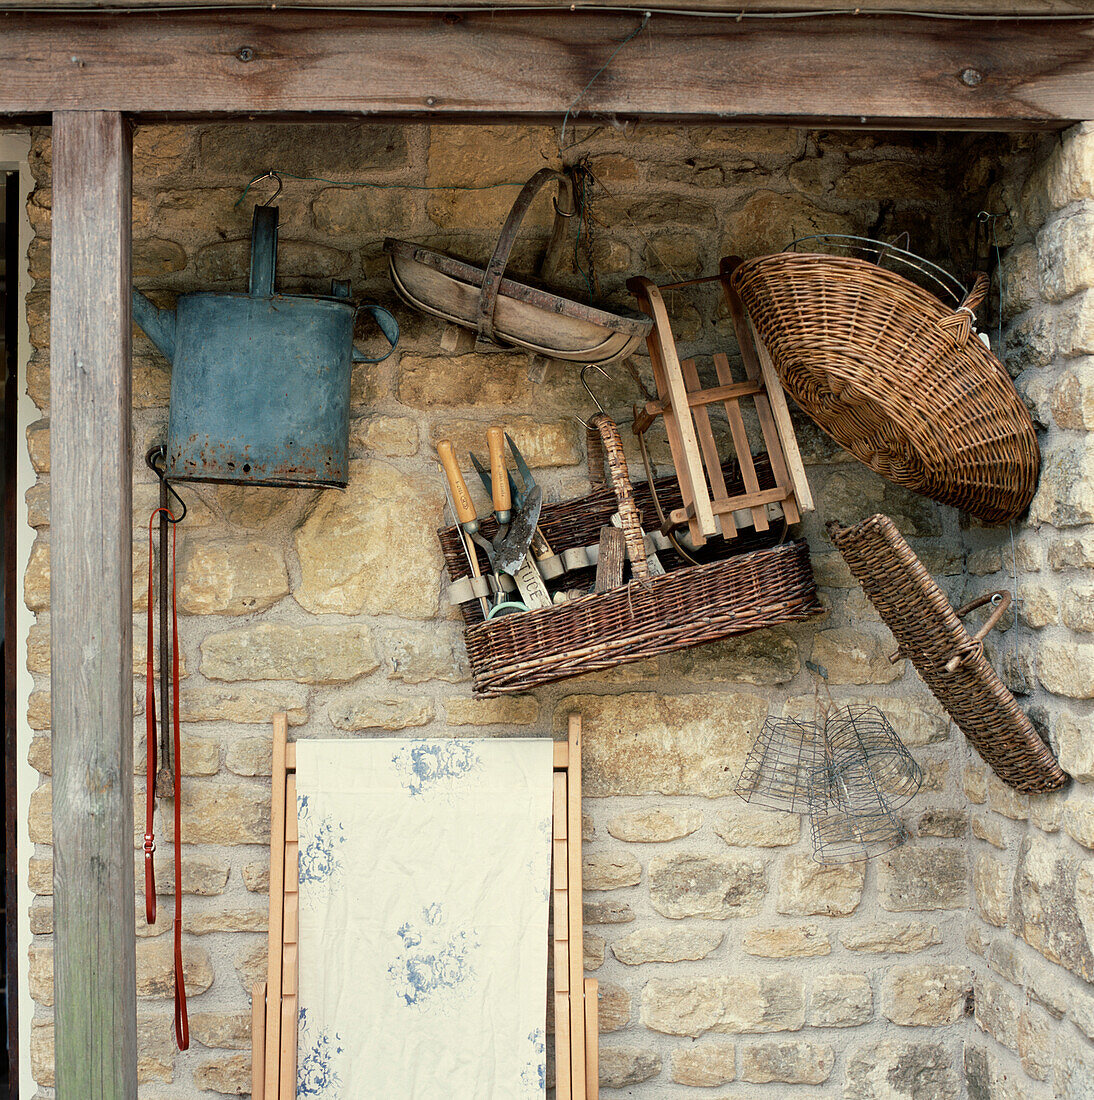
[627, 255, 813, 548]
[252, 712, 599, 1099]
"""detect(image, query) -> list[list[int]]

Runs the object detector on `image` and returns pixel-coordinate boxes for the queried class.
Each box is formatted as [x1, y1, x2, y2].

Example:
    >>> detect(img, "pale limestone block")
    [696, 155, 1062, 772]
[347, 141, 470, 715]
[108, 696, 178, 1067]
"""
[964, 765, 989, 804]
[607, 808, 701, 843]
[582, 851, 641, 891]
[584, 933, 605, 971]
[712, 805, 800, 847]
[1018, 581, 1059, 629]
[430, 417, 581, 469]
[1058, 711, 1094, 781]
[187, 906, 268, 936]
[721, 190, 854, 259]
[597, 1046, 661, 1088]
[556, 692, 769, 797]
[1037, 204, 1094, 301]
[189, 1011, 251, 1051]
[29, 941, 53, 1006]
[1052, 360, 1094, 430]
[136, 938, 213, 997]
[427, 125, 559, 188]
[742, 925, 830, 958]
[225, 735, 272, 777]
[597, 982, 630, 1033]
[26, 419, 49, 473]
[201, 622, 379, 684]
[974, 852, 1012, 928]
[24, 538, 49, 612]
[810, 973, 872, 1027]
[740, 1041, 834, 1085]
[776, 855, 864, 917]
[650, 853, 765, 919]
[1018, 1003, 1054, 1081]
[672, 629, 800, 685]
[845, 1041, 959, 1100]
[641, 974, 804, 1037]
[1050, 532, 1094, 570]
[350, 413, 420, 457]
[328, 696, 434, 731]
[234, 939, 268, 992]
[294, 459, 444, 618]
[176, 536, 288, 615]
[398, 353, 536, 410]
[878, 848, 966, 912]
[881, 965, 972, 1026]
[916, 809, 967, 838]
[811, 628, 904, 685]
[383, 623, 470, 685]
[444, 696, 538, 726]
[611, 926, 723, 966]
[193, 1054, 251, 1094]
[1039, 639, 1094, 698]
[839, 922, 942, 954]
[1063, 585, 1094, 631]
[179, 684, 308, 724]
[242, 861, 269, 894]
[1055, 1026, 1094, 1099]
[1045, 123, 1094, 208]
[987, 773, 1029, 821]
[670, 1041, 735, 1086]
[161, 780, 269, 845]
[584, 899, 634, 925]
[974, 974, 1020, 1052]
[1065, 798, 1094, 848]
[1030, 440, 1094, 528]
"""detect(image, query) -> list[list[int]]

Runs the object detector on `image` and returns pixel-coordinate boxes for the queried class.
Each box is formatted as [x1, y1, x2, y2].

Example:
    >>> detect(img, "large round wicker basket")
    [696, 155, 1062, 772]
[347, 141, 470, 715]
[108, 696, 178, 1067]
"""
[731, 252, 1040, 525]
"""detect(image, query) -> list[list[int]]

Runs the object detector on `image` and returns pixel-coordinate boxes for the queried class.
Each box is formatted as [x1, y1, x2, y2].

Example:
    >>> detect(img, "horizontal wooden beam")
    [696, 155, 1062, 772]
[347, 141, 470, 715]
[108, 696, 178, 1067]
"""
[0, 11, 1092, 125]
[3, 0, 1094, 11]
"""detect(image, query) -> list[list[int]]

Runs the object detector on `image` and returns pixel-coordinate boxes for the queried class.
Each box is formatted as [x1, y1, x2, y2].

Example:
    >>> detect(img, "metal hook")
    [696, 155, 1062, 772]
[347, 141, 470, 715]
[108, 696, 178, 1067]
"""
[145, 445, 187, 524]
[572, 363, 612, 428]
[254, 170, 283, 207]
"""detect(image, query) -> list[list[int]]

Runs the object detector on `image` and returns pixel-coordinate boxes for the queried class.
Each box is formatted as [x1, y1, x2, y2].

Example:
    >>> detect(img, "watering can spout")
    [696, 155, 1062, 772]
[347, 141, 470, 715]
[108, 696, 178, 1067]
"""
[132, 289, 177, 363]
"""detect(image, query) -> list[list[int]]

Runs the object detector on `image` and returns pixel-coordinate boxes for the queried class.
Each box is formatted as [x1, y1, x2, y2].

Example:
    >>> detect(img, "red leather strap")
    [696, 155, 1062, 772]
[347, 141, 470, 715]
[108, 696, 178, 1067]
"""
[144, 508, 189, 1050]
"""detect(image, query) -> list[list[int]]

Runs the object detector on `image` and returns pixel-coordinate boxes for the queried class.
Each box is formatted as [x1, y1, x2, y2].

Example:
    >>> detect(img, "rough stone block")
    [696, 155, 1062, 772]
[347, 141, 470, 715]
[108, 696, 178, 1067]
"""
[137, 938, 213, 997]
[176, 537, 288, 615]
[188, 906, 268, 936]
[670, 1041, 735, 1086]
[839, 921, 942, 954]
[1029, 439, 1094, 528]
[916, 809, 968, 838]
[611, 926, 723, 966]
[1018, 1004, 1054, 1081]
[1059, 711, 1094, 781]
[882, 965, 972, 1026]
[328, 696, 434, 731]
[742, 925, 829, 958]
[163, 780, 269, 845]
[649, 853, 766, 918]
[811, 628, 904, 685]
[1038, 204, 1094, 301]
[585, 899, 634, 925]
[294, 460, 444, 618]
[598, 982, 630, 1033]
[350, 413, 420, 458]
[193, 1053, 251, 1094]
[776, 855, 864, 917]
[583, 851, 641, 891]
[672, 630, 800, 684]
[201, 622, 379, 684]
[878, 848, 967, 911]
[430, 417, 581, 469]
[740, 1041, 833, 1085]
[382, 622, 470, 685]
[607, 808, 701, 843]
[1063, 585, 1094, 632]
[973, 851, 1012, 928]
[846, 1040, 959, 1100]
[597, 1045, 661, 1088]
[712, 805, 800, 847]
[179, 685, 309, 725]
[973, 974, 1019, 1051]
[556, 692, 769, 797]
[1039, 639, 1094, 698]
[641, 974, 804, 1037]
[810, 973, 872, 1027]
[444, 696, 537, 726]
[189, 1011, 251, 1051]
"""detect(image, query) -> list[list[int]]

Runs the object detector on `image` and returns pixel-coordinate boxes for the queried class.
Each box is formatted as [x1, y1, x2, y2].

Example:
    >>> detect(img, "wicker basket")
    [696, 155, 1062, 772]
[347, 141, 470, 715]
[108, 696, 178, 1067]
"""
[829, 513, 1067, 793]
[732, 251, 1040, 525]
[440, 416, 823, 695]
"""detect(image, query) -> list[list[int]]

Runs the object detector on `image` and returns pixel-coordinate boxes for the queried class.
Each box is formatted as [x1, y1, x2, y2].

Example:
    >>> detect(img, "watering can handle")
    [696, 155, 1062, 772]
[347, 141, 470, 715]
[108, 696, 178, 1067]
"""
[352, 305, 400, 363]
[249, 205, 279, 298]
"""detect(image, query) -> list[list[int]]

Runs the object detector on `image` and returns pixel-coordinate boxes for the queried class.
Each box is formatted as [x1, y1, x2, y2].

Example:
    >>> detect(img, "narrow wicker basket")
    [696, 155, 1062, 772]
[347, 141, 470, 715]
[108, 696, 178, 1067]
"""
[440, 416, 823, 695]
[829, 514, 1067, 793]
[732, 251, 1040, 525]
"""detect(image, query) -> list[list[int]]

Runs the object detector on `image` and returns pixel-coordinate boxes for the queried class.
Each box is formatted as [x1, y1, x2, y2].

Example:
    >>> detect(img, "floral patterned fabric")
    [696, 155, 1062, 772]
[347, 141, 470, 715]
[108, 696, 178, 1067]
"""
[295, 738, 554, 1098]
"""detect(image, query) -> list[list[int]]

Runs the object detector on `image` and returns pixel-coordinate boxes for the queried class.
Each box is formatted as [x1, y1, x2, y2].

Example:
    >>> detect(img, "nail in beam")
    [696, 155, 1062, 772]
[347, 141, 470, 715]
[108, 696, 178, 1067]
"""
[50, 110, 137, 1098]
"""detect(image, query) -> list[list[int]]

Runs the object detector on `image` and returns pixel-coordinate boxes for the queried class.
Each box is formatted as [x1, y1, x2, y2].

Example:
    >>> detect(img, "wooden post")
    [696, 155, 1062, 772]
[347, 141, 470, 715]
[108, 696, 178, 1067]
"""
[50, 110, 136, 1098]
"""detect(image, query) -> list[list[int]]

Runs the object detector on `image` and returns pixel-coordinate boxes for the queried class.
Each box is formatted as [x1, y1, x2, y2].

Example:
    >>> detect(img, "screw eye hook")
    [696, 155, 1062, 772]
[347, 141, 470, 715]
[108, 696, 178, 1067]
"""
[572, 363, 612, 429]
[254, 170, 283, 207]
[144, 445, 187, 524]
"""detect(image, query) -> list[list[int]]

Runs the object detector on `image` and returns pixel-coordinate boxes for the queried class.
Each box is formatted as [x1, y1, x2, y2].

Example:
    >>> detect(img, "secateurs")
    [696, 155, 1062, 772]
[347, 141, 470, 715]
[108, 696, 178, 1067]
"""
[438, 429, 551, 614]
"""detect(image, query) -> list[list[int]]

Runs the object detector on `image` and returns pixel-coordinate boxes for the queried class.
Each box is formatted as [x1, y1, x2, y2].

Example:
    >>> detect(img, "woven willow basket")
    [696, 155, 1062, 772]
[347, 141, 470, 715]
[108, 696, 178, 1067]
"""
[829, 514, 1066, 793]
[731, 251, 1040, 525]
[439, 416, 823, 695]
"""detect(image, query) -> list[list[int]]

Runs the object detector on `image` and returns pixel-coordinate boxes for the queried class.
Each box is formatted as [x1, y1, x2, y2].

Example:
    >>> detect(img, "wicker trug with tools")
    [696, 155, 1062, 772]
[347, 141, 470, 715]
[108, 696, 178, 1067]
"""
[439, 415, 823, 695]
[732, 249, 1040, 525]
[829, 513, 1066, 793]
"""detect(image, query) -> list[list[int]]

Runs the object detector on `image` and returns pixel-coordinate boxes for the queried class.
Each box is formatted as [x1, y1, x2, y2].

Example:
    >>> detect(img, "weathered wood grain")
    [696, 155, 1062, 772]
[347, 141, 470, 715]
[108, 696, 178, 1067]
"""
[50, 110, 135, 1100]
[0, 11, 1092, 125]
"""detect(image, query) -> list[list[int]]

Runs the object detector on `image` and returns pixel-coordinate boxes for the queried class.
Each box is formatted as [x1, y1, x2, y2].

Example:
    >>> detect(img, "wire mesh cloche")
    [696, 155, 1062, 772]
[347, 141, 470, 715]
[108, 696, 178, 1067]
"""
[735, 703, 922, 864]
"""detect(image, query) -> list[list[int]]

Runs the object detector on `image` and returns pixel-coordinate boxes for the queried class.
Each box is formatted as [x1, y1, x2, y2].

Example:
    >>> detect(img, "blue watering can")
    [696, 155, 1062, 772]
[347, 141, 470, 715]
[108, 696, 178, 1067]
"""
[132, 205, 399, 489]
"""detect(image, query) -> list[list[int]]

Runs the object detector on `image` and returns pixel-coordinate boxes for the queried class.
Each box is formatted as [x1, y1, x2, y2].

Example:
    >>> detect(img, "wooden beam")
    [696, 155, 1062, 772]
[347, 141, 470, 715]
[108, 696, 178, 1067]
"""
[0, 11, 1093, 125]
[50, 110, 135, 1099]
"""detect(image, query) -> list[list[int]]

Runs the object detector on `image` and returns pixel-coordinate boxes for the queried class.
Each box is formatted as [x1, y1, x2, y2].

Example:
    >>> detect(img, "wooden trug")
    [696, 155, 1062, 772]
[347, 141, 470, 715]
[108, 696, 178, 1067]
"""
[253, 714, 598, 1097]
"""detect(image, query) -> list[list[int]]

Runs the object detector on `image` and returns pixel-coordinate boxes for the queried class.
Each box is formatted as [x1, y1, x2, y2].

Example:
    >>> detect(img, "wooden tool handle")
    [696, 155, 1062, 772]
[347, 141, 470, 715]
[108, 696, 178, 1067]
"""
[437, 441, 478, 530]
[487, 426, 511, 522]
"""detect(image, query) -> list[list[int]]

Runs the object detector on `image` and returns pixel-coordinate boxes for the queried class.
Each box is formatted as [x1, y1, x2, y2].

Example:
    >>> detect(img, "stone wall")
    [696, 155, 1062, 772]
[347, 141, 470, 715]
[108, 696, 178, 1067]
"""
[20, 121, 1021, 1097]
[961, 123, 1094, 1098]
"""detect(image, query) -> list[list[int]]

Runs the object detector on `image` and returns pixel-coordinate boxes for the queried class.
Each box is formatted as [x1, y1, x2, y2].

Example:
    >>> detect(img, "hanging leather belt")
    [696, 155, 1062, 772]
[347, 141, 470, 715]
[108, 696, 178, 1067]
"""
[145, 506, 189, 1051]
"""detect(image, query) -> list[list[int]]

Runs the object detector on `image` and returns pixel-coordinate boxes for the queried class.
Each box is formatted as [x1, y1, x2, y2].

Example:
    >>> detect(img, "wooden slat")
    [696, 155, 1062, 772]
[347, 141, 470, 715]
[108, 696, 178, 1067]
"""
[279, 995, 298, 1100]
[681, 358, 736, 539]
[264, 714, 289, 1100]
[750, 321, 815, 513]
[252, 982, 267, 1100]
[566, 714, 587, 1097]
[553, 741, 569, 769]
[584, 978, 599, 1100]
[50, 109, 136, 1100]
[551, 768, 571, 1100]
[712, 353, 770, 533]
[3, 12, 1089, 126]
[554, 991, 572, 1100]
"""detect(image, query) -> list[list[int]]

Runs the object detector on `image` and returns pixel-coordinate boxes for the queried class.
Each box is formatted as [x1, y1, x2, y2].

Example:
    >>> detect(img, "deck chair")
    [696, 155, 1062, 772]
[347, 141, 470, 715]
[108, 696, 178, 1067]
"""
[252, 713, 599, 1098]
